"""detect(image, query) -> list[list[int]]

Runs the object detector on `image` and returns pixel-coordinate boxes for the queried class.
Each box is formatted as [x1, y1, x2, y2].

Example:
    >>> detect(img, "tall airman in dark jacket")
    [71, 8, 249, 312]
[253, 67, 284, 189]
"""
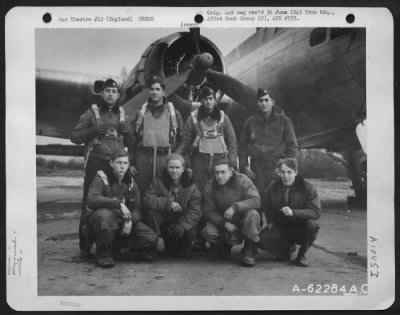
[261, 158, 321, 267]
[239, 89, 298, 196]
[143, 154, 202, 257]
[201, 158, 261, 267]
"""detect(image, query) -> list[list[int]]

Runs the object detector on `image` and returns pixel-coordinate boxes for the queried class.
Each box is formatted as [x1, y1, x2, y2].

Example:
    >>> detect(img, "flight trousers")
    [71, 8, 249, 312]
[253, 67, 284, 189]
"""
[134, 148, 169, 198]
[251, 158, 279, 196]
[263, 219, 320, 258]
[145, 211, 198, 256]
[201, 209, 261, 245]
[79, 156, 110, 251]
[88, 208, 158, 258]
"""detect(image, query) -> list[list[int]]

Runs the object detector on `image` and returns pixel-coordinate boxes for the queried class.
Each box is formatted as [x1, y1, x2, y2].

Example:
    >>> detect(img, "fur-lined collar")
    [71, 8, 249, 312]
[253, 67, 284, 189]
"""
[212, 170, 238, 189]
[160, 168, 194, 189]
[271, 175, 306, 192]
[104, 166, 133, 186]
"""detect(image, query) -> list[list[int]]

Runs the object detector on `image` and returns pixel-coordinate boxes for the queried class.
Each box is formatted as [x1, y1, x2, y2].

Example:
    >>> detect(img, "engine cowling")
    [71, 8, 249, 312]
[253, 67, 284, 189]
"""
[119, 32, 225, 117]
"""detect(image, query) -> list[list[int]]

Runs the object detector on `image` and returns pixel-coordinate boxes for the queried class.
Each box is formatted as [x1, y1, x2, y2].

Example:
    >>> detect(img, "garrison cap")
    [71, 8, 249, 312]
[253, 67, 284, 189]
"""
[257, 88, 273, 99]
[199, 86, 215, 99]
[103, 78, 118, 90]
[147, 75, 166, 89]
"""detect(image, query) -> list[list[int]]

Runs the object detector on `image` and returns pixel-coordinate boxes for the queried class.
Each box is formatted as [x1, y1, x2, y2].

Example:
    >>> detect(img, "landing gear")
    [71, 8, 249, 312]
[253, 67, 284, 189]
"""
[345, 150, 367, 208]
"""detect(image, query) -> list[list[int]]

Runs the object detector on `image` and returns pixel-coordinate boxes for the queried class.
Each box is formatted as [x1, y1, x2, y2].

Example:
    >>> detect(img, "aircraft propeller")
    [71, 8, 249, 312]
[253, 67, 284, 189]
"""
[122, 27, 258, 119]
[188, 27, 258, 111]
[122, 27, 214, 117]
[206, 69, 258, 110]
[190, 27, 201, 54]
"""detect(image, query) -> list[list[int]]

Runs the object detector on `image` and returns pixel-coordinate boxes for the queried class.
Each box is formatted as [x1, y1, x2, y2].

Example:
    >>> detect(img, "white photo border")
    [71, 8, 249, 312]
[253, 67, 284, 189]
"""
[5, 6, 395, 310]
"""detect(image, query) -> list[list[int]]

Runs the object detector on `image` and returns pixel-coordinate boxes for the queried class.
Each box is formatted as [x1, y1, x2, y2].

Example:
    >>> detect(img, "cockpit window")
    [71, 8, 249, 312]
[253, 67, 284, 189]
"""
[309, 28, 327, 47]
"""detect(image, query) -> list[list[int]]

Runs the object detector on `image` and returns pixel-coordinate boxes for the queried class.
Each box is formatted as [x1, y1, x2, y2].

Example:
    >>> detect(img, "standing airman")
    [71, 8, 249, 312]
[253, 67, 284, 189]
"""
[71, 78, 131, 257]
[239, 88, 298, 196]
[130, 75, 185, 197]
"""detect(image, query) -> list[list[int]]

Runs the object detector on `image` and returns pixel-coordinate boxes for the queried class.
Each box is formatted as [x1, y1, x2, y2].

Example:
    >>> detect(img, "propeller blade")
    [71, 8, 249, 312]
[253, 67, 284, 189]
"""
[123, 67, 193, 119]
[207, 69, 258, 109]
[169, 93, 201, 118]
[164, 67, 193, 97]
[122, 88, 149, 120]
[190, 27, 201, 54]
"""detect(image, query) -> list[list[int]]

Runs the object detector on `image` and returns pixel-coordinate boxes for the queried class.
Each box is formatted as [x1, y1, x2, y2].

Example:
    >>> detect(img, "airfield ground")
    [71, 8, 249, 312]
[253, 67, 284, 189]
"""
[37, 175, 367, 296]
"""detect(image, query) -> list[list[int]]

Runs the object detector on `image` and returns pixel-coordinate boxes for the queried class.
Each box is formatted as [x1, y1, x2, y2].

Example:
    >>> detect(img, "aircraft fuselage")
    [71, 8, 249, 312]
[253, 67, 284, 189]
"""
[224, 28, 366, 151]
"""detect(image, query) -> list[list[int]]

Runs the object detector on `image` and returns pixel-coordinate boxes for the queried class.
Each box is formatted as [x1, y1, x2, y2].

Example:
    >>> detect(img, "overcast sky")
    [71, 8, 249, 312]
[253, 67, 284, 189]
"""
[36, 28, 255, 76]
[36, 28, 255, 145]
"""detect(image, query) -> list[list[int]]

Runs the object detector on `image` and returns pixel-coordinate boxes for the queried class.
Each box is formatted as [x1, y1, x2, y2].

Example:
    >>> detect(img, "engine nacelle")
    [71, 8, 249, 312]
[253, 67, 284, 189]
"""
[119, 32, 225, 116]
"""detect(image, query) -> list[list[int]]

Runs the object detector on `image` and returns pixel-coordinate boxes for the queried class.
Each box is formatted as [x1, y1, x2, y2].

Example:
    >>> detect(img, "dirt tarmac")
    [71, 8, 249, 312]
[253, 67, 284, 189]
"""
[37, 176, 367, 296]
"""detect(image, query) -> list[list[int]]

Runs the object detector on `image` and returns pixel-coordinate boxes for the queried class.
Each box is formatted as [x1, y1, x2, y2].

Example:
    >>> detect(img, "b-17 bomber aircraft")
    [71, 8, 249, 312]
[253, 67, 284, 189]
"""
[36, 27, 366, 206]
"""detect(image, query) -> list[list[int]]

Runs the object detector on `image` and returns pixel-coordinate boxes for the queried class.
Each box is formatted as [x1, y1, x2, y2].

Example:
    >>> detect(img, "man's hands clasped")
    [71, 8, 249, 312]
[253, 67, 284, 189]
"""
[280, 206, 293, 217]
[120, 203, 132, 236]
[120, 203, 131, 220]
[224, 206, 235, 220]
[170, 201, 182, 213]
[223, 206, 239, 233]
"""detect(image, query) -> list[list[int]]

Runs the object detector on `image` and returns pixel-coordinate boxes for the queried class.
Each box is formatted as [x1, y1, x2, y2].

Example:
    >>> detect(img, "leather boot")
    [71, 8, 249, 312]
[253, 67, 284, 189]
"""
[241, 241, 256, 267]
[276, 243, 297, 262]
[96, 242, 114, 268]
[295, 244, 310, 267]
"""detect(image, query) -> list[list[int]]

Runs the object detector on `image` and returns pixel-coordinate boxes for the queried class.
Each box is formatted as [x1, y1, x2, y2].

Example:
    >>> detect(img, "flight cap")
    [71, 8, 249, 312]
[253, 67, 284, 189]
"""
[103, 78, 118, 90]
[257, 88, 274, 99]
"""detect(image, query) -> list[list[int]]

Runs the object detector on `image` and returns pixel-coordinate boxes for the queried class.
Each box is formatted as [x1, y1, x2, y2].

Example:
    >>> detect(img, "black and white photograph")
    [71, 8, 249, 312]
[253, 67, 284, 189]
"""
[6, 6, 394, 310]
